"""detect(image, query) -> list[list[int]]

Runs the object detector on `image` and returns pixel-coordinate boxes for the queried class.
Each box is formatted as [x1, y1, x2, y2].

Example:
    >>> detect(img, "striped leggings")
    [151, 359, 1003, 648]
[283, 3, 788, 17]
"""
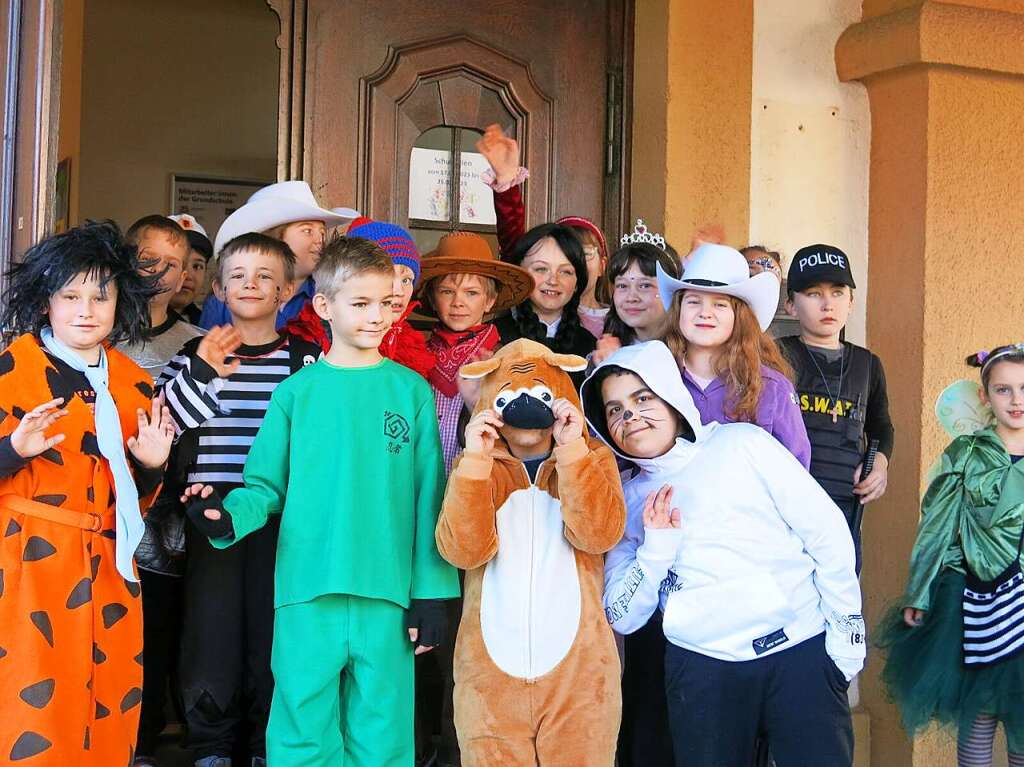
[958, 714, 1024, 767]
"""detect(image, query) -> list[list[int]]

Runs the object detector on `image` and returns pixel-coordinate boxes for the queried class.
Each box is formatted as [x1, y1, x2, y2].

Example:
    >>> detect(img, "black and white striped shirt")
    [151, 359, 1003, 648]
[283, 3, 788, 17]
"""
[158, 334, 318, 487]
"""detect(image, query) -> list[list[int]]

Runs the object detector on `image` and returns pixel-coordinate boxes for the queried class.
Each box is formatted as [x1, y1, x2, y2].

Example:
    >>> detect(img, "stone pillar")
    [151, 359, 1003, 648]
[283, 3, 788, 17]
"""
[837, 3, 1024, 765]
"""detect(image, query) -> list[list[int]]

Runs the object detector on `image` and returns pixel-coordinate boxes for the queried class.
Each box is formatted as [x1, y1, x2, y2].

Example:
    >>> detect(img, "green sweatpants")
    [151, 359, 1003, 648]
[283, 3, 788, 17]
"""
[267, 594, 413, 766]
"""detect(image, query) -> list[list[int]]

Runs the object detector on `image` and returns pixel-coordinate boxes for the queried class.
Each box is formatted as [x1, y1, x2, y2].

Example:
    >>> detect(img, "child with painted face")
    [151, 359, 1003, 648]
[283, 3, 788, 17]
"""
[0, 221, 174, 766]
[158, 233, 322, 767]
[656, 243, 811, 467]
[582, 340, 864, 767]
[879, 345, 1024, 767]
[492, 223, 597, 390]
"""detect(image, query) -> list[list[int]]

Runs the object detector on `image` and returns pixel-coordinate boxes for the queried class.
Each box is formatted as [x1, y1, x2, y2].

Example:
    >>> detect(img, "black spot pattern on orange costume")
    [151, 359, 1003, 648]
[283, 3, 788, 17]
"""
[23, 536, 56, 561]
[66, 578, 92, 609]
[102, 603, 128, 628]
[18, 679, 55, 708]
[9, 731, 52, 760]
[30, 611, 53, 647]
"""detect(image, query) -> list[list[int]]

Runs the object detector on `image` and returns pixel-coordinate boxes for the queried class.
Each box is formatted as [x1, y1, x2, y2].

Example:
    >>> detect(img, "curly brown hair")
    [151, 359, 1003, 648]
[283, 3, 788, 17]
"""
[661, 290, 792, 423]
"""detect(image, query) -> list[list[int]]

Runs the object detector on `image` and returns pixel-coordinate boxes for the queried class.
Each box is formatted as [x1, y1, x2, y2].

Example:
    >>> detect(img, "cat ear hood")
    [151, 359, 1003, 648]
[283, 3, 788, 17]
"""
[581, 340, 706, 459]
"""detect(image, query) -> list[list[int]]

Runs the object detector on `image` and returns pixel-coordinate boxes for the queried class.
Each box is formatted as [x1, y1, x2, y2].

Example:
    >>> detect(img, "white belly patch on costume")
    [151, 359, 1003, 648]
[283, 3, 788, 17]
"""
[480, 486, 582, 679]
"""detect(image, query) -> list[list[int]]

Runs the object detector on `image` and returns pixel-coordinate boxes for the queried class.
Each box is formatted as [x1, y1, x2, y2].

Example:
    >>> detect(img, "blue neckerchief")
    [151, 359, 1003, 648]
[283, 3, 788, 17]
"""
[40, 327, 144, 581]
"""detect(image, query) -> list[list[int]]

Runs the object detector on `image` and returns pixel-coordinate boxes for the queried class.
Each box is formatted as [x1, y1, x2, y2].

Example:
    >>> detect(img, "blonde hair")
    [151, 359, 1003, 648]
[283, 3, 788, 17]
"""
[313, 235, 392, 299]
[661, 290, 793, 423]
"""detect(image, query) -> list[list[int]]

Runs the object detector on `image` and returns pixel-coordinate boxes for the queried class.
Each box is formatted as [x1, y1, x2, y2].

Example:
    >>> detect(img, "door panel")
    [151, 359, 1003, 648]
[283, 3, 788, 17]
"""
[298, 0, 629, 242]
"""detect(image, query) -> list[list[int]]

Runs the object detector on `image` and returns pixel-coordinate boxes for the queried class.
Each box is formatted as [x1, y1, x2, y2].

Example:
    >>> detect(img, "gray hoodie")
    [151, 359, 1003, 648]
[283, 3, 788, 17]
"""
[581, 340, 865, 680]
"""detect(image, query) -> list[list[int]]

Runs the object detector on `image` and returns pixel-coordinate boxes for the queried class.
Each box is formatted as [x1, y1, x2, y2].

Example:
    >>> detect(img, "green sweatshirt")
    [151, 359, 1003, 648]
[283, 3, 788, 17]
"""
[904, 427, 1024, 610]
[213, 358, 460, 609]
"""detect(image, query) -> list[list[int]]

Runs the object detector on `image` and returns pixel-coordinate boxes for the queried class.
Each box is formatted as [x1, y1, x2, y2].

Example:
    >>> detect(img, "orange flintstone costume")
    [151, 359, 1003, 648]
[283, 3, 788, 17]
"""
[435, 339, 626, 766]
[0, 334, 158, 765]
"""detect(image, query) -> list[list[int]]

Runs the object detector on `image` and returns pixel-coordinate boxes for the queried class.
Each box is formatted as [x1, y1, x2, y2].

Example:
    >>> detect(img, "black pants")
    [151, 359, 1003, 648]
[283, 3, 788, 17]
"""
[665, 633, 853, 767]
[618, 614, 674, 766]
[137, 569, 184, 757]
[415, 594, 463, 764]
[180, 512, 279, 759]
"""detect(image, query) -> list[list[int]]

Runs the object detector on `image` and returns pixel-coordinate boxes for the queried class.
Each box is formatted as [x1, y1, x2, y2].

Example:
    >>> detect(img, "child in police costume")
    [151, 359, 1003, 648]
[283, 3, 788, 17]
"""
[779, 244, 894, 572]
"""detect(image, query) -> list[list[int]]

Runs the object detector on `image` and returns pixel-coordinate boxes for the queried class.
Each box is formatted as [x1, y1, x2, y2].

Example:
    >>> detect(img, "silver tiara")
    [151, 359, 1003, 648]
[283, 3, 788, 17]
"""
[620, 219, 666, 250]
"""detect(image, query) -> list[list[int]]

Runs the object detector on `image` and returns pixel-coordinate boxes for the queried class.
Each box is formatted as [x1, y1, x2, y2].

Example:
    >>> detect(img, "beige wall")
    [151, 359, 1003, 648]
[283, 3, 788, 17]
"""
[77, 0, 279, 229]
[749, 0, 870, 344]
[631, 0, 753, 251]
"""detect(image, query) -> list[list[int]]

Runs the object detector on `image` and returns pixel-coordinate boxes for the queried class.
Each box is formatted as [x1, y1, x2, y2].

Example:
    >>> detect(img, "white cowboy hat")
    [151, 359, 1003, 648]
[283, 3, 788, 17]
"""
[213, 181, 360, 255]
[656, 243, 781, 331]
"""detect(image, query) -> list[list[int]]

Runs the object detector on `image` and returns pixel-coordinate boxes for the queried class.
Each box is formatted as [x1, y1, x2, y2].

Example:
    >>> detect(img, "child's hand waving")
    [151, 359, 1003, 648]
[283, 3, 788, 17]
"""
[643, 484, 681, 529]
[198, 325, 243, 378]
[464, 409, 503, 455]
[10, 398, 68, 458]
[476, 124, 520, 186]
[551, 398, 585, 446]
[127, 395, 175, 469]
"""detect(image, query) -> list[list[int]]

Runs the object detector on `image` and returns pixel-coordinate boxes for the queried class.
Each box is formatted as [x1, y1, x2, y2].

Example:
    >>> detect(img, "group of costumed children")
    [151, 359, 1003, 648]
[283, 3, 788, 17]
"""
[0, 121, 1019, 767]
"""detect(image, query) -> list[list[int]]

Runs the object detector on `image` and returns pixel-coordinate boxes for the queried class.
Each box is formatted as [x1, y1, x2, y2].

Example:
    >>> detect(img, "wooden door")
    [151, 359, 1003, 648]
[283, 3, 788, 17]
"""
[273, 0, 632, 246]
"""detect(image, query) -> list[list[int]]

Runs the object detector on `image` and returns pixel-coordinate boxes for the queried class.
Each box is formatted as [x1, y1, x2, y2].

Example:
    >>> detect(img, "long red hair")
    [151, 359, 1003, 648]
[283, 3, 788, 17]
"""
[661, 291, 792, 423]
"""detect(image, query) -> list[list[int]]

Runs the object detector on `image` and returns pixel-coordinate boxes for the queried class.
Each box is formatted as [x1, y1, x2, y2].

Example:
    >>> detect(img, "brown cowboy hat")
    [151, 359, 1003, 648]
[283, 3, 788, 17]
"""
[417, 231, 534, 315]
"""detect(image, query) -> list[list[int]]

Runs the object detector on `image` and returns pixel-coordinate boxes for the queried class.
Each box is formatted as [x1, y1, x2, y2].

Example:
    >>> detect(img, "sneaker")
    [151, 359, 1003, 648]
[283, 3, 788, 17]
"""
[194, 758, 231, 767]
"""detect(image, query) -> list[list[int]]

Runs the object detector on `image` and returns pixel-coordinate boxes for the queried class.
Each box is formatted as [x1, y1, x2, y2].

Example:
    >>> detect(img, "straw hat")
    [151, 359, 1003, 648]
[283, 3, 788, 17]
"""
[418, 232, 534, 315]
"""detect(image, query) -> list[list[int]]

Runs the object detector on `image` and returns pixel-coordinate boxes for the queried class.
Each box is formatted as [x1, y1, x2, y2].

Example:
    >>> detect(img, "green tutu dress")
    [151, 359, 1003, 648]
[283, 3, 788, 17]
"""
[877, 429, 1024, 752]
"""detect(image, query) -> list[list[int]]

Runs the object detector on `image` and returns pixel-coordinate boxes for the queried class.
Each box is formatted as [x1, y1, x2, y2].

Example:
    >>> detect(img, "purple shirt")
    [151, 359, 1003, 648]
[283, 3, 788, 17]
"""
[682, 365, 812, 469]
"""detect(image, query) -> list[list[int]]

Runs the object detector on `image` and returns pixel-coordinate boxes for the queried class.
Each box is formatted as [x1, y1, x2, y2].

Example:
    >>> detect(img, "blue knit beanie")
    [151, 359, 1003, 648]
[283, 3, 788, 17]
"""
[347, 217, 421, 284]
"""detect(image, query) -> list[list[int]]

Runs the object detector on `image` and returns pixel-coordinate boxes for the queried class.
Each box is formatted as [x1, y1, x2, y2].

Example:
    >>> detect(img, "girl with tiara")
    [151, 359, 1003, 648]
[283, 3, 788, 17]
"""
[0, 222, 175, 764]
[591, 220, 682, 367]
[880, 344, 1024, 767]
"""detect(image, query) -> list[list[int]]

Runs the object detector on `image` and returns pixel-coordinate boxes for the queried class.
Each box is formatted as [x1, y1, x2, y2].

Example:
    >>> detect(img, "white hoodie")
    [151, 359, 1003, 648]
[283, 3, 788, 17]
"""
[580, 340, 865, 680]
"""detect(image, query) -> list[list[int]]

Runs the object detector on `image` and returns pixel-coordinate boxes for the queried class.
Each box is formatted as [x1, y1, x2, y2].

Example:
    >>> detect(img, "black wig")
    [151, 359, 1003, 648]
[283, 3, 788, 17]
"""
[2, 220, 160, 346]
[601, 242, 681, 345]
[507, 223, 588, 354]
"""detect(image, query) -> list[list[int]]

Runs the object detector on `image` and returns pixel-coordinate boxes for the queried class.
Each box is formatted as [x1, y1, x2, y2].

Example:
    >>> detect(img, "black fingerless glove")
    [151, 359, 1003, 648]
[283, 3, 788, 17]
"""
[406, 599, 449, 648]
[184, 489, 234, 541]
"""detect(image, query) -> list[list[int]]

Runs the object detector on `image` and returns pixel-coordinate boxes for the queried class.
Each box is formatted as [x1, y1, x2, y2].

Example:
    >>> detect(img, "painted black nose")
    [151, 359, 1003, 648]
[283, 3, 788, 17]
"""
[501, 393, 555, 429]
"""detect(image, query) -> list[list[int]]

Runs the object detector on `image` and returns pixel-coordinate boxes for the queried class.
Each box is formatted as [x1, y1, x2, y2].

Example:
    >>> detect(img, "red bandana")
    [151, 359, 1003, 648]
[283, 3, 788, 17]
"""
[379, 301, 435, 379]
[426, 323, 500, 397]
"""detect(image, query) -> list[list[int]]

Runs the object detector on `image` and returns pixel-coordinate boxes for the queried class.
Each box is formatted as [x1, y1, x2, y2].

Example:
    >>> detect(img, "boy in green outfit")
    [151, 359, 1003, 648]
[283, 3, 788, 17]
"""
[182, 235, 460, 767]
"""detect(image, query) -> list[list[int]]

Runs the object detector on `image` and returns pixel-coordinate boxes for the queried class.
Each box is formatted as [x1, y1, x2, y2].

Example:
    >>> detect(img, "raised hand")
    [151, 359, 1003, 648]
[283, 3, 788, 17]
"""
[10, 398, 68, 459]
[464, 409, 503, 455]
[643, 484, 681, 530]
[127, 395, 175, 469]
[551, 398, 584, 446]
[476, 124, 520, 186]
[197, 325, 243, 378]
[592, 334, 622, 366]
